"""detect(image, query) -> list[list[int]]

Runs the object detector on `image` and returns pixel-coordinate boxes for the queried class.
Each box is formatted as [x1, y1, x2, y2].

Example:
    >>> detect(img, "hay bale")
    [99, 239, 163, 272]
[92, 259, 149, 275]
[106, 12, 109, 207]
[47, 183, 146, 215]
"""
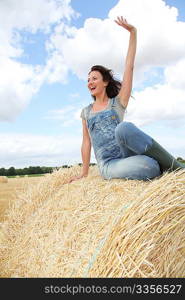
[88, 170, 185, 277]
[0, 176, 8, 183]
[0, 166, 184, 278]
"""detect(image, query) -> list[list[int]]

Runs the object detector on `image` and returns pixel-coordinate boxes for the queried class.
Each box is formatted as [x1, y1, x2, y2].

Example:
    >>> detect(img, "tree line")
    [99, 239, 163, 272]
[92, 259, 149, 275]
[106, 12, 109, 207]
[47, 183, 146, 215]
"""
[0, 163, 97, 176]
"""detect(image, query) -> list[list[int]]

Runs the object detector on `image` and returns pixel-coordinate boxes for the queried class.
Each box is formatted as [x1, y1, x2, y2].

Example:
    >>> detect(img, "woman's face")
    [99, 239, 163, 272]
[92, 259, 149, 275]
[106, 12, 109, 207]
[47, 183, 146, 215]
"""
[87, 70, 107, 97]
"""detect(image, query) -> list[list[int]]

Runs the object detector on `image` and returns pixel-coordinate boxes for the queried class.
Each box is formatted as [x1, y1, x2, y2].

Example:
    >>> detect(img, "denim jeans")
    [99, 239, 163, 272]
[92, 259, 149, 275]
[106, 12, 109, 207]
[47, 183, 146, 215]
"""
[87, 108, 161, 181]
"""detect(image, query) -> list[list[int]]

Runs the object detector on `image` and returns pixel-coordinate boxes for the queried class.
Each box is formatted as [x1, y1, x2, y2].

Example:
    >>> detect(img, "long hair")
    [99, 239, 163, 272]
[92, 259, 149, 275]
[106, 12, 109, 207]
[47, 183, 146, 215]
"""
[89, 65, 121, 100]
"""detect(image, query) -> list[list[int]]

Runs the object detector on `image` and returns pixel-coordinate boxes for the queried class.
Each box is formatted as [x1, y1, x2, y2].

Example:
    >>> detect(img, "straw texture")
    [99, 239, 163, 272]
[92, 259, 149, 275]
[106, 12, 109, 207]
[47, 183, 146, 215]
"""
[0, 165, 184, 278]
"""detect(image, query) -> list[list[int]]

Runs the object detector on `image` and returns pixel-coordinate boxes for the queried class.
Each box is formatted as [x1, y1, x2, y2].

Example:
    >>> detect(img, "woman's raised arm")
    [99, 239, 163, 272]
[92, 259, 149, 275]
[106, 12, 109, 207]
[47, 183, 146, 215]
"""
[115, 16, 137, 108]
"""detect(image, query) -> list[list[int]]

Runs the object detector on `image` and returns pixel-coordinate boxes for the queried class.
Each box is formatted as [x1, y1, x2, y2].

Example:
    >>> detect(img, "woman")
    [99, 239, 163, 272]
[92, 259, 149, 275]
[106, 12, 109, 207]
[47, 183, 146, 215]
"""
[69, 16, 184, 183]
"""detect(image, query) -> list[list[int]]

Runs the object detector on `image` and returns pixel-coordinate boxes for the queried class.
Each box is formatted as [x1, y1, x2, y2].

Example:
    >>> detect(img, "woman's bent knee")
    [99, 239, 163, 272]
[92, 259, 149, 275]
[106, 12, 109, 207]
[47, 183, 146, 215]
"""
[115, 122, 136, 145]
[115, 121, 134, 132]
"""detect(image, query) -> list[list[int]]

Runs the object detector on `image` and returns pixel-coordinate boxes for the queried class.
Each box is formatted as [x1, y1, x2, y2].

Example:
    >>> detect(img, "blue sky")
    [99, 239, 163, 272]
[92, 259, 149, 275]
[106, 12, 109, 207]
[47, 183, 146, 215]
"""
[0, 0, 185, 168]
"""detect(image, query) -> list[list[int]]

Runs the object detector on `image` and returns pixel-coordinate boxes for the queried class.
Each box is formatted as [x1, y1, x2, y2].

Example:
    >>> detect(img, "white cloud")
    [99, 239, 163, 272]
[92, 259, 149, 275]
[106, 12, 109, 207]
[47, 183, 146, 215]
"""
[47, 18, 123, 80]
[0, 0, 76, 122]
[0, 0, 76, 58]
[44, 104, 82, 127]
[0, 58, 42, 121]
[48, 0, 185, 83]
[41, 51, 69, 84]
[0, 133, 82, 168]
[109, 0, 185, 68]
[164, 58, 185, 89]
[125, 83, 185, 127]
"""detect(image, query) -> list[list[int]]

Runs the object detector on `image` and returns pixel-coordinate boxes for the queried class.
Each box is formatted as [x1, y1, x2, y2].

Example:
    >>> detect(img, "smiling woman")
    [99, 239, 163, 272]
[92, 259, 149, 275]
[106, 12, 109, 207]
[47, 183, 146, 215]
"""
[68, 16, 185, 183]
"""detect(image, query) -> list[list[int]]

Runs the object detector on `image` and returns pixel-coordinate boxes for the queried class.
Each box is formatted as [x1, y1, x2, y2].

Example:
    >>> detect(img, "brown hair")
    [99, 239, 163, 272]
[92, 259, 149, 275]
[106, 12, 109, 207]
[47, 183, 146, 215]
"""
[89, 65, 121, 100]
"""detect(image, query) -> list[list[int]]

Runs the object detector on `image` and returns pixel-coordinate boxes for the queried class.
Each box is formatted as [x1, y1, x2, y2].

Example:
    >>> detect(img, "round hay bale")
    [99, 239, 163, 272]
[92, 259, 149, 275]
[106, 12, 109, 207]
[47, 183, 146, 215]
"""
[0, 176, 8, 183]
[0, 166, 184, 278]
[88, 170, 185, 278]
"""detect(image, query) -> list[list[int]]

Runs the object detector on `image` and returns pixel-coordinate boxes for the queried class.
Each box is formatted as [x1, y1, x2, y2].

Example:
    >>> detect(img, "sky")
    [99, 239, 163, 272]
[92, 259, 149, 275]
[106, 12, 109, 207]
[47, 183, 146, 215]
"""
[0, 0, 185, 168]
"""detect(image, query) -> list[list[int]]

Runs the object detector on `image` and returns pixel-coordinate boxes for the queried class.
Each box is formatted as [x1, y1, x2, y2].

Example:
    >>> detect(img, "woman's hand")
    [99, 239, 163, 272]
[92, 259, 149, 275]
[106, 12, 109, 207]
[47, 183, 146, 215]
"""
[114, 16, 136, 33]
[67, 173, 87, 184]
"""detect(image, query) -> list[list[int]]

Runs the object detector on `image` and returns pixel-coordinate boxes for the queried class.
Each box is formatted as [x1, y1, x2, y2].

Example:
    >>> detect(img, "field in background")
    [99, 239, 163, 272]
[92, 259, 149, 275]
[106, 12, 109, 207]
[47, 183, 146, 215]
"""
[0, 176, 44, 222]
[7, 174, 45, 178]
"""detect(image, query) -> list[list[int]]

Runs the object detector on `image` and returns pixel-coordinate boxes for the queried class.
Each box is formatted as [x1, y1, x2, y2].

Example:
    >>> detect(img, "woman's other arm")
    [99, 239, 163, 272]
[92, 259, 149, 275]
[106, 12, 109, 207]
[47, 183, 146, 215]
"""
[81, 119, 91, 176]
[68, 119, 91, 183]
[115, 16, 137, 108]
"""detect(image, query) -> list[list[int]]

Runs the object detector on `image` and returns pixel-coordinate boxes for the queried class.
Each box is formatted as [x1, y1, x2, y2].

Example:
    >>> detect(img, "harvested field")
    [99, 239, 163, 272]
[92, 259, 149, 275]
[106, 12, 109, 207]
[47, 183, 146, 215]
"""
[0, 165, 184, 278]
[0, 176, 8, 183]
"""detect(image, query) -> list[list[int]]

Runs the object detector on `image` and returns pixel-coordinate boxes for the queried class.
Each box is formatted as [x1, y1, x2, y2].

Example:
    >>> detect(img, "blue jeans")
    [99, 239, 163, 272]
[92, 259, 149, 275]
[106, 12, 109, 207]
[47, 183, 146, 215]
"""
[100, 122, 161, 180]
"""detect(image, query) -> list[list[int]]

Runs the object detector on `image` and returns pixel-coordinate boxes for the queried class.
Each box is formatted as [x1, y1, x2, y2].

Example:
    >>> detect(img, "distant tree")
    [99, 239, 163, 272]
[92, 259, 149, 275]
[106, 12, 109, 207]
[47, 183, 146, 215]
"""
[16, 168, 24, 175]
[0, 165, 63, 176]
[22, 168, 29, 175]
[6, 167, 16, 176]
[27, 166, 35, 174]
[34, 166, 43, 174]
[41, 166, 53, 174]
[0, 168, 6, 176]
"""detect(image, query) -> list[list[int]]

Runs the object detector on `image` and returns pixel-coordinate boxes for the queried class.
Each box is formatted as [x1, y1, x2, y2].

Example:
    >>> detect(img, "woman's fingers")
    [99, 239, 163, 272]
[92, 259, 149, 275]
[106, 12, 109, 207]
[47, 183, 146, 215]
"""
[67, 174, 84, 184]
[115, 16, 135, 32]
[116, 16, 125, 22]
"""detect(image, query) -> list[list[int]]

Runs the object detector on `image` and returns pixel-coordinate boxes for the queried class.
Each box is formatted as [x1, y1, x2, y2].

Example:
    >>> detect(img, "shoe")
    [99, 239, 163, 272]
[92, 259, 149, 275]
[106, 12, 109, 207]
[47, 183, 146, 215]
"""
[144, 139, 185, 172]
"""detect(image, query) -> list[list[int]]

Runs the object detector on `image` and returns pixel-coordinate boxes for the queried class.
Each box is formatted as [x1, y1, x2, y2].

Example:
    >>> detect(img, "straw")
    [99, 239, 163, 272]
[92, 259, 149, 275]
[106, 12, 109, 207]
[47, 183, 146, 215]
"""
[0, 166, 184, 278]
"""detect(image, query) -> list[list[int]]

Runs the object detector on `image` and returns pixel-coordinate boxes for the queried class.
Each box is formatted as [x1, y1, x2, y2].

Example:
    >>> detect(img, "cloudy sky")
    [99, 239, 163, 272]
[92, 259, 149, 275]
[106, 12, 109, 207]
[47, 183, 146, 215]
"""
[0, 0, 185, 168]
